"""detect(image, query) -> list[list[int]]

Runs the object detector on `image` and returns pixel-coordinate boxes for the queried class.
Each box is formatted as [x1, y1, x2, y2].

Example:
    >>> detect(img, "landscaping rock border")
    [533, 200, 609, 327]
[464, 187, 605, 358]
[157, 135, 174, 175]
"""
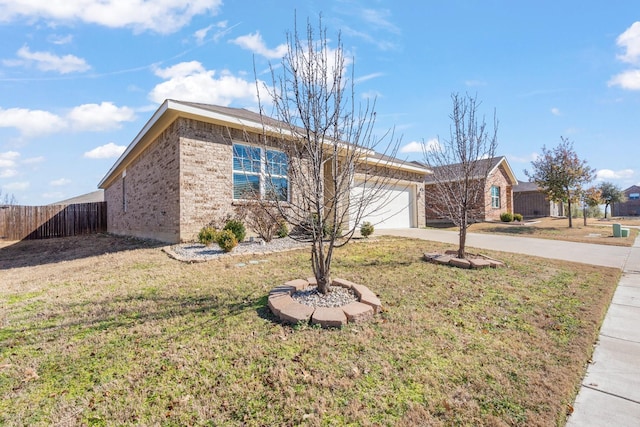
[268, 278, 381, 328]
[423, 250, 506, 269]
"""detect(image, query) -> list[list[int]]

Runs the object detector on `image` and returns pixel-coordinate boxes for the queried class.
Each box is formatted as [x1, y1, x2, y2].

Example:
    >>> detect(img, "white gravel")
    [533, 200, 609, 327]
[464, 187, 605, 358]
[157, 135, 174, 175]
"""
[168, 237, 309, 262]
[292, 285, 358, 308]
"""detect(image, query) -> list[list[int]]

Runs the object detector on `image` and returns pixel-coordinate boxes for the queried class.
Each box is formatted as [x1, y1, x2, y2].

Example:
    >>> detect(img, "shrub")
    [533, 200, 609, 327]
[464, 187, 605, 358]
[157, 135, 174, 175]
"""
[277, 221, 289, 238]
[223, 219, 246, 243]
[197, 226, 218, 246]
[360, 221, 374, 238]
[500, 212, 514, 222]
[513, 213, 523, 222]
[234, 202, 282, 242]
[216, 229, 238, 252]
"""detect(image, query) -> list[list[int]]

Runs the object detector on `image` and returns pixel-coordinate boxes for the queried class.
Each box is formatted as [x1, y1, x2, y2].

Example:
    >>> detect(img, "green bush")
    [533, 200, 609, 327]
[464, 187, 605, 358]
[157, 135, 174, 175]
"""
[513, 213, 523, 222]
[197, 226, 218, 246]
[223, 219, 246, 243]
[277, 221, 289, 238]
[216, 229, 238, 252]
[500, 212, 514, 222]
[360, 221, 374, 238]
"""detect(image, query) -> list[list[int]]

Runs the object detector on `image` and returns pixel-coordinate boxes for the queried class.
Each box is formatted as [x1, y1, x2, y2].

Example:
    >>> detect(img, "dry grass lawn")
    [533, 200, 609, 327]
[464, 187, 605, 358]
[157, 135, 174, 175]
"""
[431, 216, 640, 247]
[0, 234, 621, 426]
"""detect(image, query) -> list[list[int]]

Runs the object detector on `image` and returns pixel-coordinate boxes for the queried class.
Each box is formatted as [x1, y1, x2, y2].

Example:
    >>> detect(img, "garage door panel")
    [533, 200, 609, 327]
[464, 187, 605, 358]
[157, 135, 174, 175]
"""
[350, 182, 413, 229]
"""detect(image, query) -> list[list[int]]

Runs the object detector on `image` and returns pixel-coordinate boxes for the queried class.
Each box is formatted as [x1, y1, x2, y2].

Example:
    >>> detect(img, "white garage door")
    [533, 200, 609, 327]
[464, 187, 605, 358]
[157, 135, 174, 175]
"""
[349, 181, 414, 229]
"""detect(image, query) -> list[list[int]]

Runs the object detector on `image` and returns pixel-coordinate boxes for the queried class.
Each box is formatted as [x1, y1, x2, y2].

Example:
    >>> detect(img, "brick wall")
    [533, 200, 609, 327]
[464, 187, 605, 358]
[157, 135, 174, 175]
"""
[484, 163, 513, 221]
[104, 121, 181, 243]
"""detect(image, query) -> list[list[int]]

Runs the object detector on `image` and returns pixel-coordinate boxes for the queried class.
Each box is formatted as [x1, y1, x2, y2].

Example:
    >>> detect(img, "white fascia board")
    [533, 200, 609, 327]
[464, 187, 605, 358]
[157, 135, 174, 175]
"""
[98, 100, 171, 188]
[360, 156, 433, 174]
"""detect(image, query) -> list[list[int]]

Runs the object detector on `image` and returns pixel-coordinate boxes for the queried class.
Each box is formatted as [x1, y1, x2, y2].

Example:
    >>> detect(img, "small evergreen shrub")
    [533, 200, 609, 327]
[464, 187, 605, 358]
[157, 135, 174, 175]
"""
[360, 221, 374, 238]
[513, 213, 523, 222]
[223, 219, 246, 243]
[197, 226, 218, 246]
[217, 229, 238, 252]
[500, 212, 514, 222]
[277, 221, 289, 238]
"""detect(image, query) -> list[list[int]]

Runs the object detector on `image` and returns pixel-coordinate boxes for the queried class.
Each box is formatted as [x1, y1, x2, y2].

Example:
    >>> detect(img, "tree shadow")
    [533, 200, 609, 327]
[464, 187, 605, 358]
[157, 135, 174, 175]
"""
[484, 226, 537, 235]
[0, 234, 165, 270]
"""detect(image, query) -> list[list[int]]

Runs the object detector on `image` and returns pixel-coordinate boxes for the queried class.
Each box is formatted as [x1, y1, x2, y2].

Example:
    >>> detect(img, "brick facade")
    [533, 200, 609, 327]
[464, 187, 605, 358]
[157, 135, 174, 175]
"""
[101, 101, 429, 243]
[104, 121, 181, 243]
[613, 185, 640, 217]
[425, 160, 514, 223]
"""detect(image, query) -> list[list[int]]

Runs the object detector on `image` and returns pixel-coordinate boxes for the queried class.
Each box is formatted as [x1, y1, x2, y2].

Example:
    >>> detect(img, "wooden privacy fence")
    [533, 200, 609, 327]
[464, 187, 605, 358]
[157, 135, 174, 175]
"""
[0, 202, 107, 240]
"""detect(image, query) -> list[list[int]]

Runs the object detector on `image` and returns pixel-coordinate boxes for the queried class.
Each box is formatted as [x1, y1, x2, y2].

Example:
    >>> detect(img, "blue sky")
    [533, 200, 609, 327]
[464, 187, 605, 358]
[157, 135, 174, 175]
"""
[1, 0, 639, 205]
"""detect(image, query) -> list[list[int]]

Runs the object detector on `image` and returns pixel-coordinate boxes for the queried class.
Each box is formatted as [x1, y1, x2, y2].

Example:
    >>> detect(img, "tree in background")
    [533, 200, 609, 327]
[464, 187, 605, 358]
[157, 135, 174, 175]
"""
[0, 189, 16, 206]
[525, 137, 595, 228]
[252, 15, 404, 294]
[597, 181, 627, 219]
[422, 93, 498, 259]
[582, 186, 602, 225]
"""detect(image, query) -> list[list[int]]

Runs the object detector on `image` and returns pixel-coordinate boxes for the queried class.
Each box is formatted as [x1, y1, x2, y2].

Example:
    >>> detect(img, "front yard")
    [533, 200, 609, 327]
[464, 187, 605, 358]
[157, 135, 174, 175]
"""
[432, 216, 640, 247]
[1, 234, 620, 426]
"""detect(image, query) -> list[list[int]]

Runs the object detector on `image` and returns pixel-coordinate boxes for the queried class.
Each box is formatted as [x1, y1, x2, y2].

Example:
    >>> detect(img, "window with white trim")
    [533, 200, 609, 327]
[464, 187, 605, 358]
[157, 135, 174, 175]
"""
[233, 143, 289, 201]
[490, 185, 500, 208]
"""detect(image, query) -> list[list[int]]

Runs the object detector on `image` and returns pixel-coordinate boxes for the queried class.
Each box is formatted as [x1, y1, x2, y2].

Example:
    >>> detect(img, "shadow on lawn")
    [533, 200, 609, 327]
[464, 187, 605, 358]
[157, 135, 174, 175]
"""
[5, 292, 275, 344]
[0, 234, 165, 270]
[484, 226, 538, 235]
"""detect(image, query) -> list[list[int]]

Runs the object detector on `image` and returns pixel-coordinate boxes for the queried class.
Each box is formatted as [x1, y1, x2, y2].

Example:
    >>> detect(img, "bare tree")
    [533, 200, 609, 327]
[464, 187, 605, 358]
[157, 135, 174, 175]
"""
[248, 15, 406, 294]
[0, 189, 17, 206]
[422, 93, 498, 259]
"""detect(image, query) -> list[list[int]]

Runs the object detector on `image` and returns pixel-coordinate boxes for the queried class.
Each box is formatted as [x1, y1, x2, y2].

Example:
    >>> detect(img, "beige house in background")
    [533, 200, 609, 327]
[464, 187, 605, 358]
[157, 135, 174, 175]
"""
[98, 100, 429, 243]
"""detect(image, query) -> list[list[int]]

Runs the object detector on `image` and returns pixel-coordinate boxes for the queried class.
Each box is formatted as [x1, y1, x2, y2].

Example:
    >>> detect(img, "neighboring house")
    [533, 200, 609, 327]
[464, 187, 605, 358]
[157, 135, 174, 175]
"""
[98, 100, 429, 243]
[50, 190, 105, 206]
[612, 185, 640, 217]
[423, 156, 518, 223]
[513, 180, 564, 218]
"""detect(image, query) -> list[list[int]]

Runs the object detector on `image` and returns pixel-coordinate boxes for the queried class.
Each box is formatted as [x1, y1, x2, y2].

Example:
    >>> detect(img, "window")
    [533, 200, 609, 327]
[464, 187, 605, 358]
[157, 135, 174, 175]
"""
[490, 185, 500, 208]
[630, 193, 640, 200]
[233, 143, 289, 201]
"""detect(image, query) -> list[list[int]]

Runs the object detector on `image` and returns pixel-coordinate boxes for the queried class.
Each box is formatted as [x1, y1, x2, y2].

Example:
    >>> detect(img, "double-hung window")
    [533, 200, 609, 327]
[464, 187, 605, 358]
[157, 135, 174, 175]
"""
[233, 143, 289, 201]
[490, 185, 500, 208]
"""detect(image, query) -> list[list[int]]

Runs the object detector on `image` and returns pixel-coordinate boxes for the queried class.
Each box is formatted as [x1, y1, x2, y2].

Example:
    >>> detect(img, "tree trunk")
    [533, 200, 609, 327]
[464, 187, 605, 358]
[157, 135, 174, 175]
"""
[311, 239, 332, 294]
[605, 203, 610, 219]
[567, 198, 573, 228]
[458, 223, 467, 259]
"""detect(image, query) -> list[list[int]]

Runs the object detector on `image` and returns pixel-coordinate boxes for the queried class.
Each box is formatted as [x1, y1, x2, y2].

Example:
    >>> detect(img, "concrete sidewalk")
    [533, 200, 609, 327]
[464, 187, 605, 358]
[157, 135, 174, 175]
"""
[378, 228, 640, 426]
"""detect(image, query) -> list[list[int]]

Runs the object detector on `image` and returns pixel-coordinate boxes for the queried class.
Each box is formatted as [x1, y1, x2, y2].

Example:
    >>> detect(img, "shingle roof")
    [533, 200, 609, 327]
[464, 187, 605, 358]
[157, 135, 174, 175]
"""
[423, 156, 517, 185]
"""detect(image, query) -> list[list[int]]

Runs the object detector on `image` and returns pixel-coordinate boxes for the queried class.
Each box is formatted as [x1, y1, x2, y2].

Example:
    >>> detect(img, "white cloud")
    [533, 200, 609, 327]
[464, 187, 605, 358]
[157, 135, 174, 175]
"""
[0, 107, 66, 137]
[0, 0, 223, 34]
[507, 153, 538, 163]
[355, 72, 384, 84]
[50, 178, 71, 186]
[616, 21, 640, 65]
[551, 107, 561, 116]
[84, 142, 126, 159]
[149, 61, 261, 106]
[4, 181, 29, 191]
[0, 151, 20, 168]
[400, 139, 441, 154]
[48, 34, 73, 45]
[596, 168, 635, 180]
[0, 169, 17, 178]
[361, 8, 400, 34]
[194, 25, 214, 44]
[230, 32, 288, 59]
[4, 46, 91, 74]
[608, 69, 640, 90]
[68, 102, 136, 131]
[23, 156, 45, 164]
[0, 102, 135, 137]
